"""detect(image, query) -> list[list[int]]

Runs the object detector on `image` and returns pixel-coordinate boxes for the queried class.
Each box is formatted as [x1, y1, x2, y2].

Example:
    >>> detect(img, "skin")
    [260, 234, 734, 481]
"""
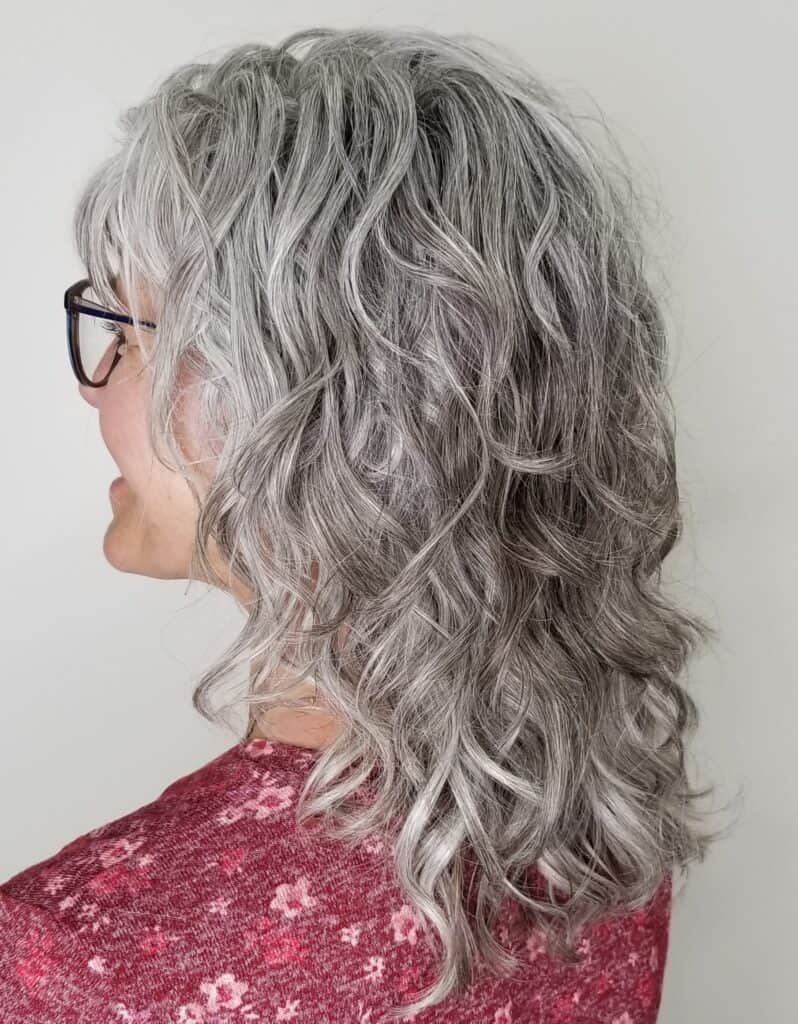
[77, 276, 346, 751]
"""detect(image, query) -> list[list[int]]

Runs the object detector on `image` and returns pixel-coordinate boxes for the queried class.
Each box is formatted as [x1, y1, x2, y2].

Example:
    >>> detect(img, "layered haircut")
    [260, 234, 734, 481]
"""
[72, 26, 735, 1020]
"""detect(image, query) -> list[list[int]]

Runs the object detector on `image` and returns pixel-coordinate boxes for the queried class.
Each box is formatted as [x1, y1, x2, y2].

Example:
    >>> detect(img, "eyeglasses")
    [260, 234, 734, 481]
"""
[64, 277, 158, 388]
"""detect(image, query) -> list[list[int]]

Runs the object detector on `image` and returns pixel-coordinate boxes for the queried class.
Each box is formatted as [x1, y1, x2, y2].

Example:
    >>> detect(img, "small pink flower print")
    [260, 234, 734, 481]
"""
[244, 782, 295, 820]
[14, 928, 57, 994]
[208, 896, 233, 916]
[262, 928, 309, 967]
[390, 904, 423, 945]
[275, 997, 301, 1020]
[525, 928, 548, 963]
[139, 925, 171, 957]
[216, 804, 246, 826]
[363, 955, 385, 982]
[200, 971, 249, 1012]
[494, 999, 513, 1024]
[551, 991, 575, 1022]
[88, 955, 109, 974]
[73, 900, 112, 937]
[244, 737, 272, 758]
[363, 837, 384, 854]
[89, 863, 154, 898]
[15, 954, 50, 993]
[634, 974, 658, 1009]
[89, 866, 124, 895]
[176, 1004, 205, 1024]
[595, 972, 613, 996]
[43, 872, 68, 896]
[226, 773, 267, 804]
[111, 1004, 153, 1023]
[98, 836, 146, 869]
[86, 914, 112, 936]
[612, 1014, 635, 1024]
[341, 923, 362, 946]
[217, 846, 247, 875]
[270, 876, 318, 919]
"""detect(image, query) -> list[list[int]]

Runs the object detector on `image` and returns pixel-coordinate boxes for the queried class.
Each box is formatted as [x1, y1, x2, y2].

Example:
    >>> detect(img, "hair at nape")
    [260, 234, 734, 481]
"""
[72, 25, 739, 1021]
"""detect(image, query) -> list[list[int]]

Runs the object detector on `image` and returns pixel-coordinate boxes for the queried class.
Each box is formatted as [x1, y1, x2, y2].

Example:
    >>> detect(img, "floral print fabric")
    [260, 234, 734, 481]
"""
[0, 736, 672, 1023]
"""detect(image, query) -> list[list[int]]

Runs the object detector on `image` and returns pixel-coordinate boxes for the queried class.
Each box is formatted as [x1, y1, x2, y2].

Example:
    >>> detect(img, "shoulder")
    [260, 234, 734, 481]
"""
[0, 889, 114, 1023]
[0, 742, 251, 914]
[0, 738, 390, 1021]
[0, 743, 253, 1018]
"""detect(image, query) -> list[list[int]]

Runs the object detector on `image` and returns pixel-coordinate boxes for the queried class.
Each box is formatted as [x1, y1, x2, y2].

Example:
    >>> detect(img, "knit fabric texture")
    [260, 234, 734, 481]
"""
[0, 736, 672, 1023]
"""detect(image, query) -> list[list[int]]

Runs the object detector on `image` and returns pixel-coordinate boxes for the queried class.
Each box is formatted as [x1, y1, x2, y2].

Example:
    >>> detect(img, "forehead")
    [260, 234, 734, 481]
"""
[109, 273, 127, 305]
[109, 272, 157, 322]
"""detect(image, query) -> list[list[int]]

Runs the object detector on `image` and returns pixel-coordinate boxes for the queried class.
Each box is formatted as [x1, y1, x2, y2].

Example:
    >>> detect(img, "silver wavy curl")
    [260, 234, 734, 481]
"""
[72, 26, 739, 1021]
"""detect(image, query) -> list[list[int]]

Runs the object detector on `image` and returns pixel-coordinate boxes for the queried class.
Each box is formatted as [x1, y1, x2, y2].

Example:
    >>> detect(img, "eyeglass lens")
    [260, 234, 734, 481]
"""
[74, 284, 125, 384]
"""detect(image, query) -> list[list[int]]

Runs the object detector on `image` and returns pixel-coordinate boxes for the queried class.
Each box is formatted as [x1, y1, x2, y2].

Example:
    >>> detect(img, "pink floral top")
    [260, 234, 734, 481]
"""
[0, 736, 672, 1023]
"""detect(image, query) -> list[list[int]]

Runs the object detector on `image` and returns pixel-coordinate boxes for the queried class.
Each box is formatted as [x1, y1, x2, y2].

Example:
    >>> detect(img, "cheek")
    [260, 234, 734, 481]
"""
[101, 370, 204, 519]
[172, 370, 218, 490]
[100, 373, 152, 482]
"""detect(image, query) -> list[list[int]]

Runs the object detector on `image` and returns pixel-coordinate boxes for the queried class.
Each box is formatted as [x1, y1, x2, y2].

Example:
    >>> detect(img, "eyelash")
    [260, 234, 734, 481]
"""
[100, 320, 131, 349]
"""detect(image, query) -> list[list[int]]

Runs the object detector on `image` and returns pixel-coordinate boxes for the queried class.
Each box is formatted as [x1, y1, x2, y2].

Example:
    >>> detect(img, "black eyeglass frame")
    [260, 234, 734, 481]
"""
[64, 277, 158, 388]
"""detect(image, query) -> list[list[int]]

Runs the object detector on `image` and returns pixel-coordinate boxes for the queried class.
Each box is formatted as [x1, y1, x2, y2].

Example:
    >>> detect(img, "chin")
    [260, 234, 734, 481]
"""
[103, 521, 192, 581]
[102, 520, 144, 574]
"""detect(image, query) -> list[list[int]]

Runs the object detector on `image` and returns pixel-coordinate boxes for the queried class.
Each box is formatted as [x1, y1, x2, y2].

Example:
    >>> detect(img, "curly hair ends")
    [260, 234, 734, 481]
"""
[71, 25, 738, 1021]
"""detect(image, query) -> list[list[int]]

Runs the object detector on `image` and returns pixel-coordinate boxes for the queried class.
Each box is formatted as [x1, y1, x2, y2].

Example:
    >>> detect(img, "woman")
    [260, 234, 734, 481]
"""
[0, 26, 730, 1024]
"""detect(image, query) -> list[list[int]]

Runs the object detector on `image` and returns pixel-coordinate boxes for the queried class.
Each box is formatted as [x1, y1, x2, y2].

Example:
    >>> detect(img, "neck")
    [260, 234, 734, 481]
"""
[246, 661, 345, 751]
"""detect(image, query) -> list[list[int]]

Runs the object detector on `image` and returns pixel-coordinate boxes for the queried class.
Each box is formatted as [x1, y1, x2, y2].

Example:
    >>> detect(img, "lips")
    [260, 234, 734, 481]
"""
[109, 476, 126, 500]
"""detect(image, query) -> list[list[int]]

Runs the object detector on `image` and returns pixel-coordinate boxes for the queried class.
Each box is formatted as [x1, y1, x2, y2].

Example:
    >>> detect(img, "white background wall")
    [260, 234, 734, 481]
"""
[1, 3, 794, 1020]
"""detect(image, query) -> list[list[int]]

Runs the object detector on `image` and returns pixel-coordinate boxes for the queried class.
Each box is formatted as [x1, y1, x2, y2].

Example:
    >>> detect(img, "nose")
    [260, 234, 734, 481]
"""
[77, 343, 119, 407]
[78, 380, 102, 408]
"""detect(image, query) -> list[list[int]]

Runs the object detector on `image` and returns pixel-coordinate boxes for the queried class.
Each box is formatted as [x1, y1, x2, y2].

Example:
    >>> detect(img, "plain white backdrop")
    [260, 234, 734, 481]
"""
[1, 3, 794, 1020]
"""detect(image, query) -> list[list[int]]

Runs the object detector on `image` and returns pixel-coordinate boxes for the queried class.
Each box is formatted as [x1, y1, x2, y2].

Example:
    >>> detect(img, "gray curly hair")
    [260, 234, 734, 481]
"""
[72, 25, 736, 1020]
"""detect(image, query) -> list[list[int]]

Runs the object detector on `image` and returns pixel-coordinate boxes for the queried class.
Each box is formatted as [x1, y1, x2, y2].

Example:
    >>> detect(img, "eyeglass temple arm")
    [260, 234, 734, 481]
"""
[64, 279, 157, 331]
